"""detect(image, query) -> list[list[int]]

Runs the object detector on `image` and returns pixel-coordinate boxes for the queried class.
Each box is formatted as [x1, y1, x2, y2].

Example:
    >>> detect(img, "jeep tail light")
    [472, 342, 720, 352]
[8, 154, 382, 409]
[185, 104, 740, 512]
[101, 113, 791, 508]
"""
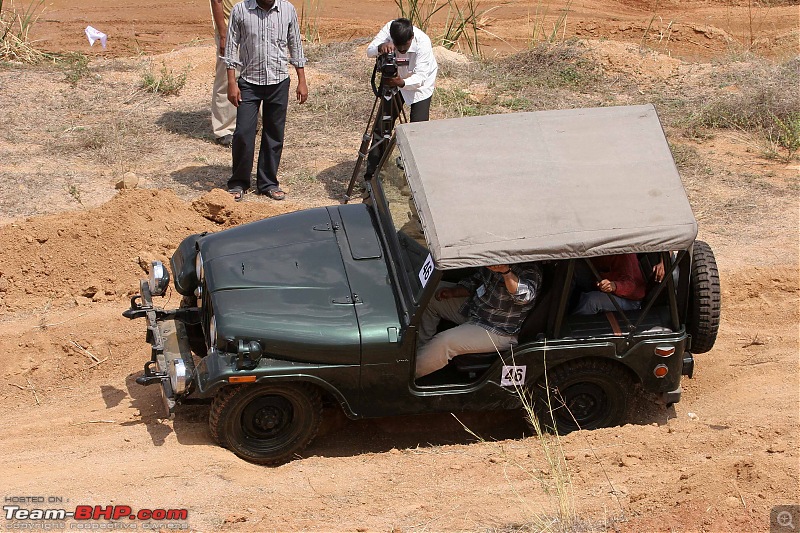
[653, 364, 669, 378]
[655, 345, 675, 358]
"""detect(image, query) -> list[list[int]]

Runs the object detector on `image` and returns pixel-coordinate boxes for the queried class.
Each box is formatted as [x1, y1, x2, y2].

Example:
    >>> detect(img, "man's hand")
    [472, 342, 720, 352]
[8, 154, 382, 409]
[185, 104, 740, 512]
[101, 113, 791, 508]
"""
[384, 75, 405, 88]
[227, 81, 241, 107]
[378, 42, 395, 55]
[486, 265, 511, 274]
[597, 279, 616, 293]
[296, 79, 308, 103]
[653, 260, 665, 283]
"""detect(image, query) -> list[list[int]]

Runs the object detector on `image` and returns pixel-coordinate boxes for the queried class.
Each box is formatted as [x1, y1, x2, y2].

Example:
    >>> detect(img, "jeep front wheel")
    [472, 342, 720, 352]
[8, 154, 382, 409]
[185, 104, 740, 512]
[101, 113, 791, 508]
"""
[209, 383, 322, 465]
[535, 359, 634, 434]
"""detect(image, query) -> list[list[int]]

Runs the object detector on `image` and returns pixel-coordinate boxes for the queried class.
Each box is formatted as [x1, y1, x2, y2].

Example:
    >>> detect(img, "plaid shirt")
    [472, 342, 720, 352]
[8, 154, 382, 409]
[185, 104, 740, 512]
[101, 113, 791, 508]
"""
[224, 0, 306, 86]
[458, 264, 542, 337]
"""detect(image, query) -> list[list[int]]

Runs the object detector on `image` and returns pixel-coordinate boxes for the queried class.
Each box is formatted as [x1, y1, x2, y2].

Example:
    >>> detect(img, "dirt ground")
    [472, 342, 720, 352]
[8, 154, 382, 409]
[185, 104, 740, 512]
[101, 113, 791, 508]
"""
[1, 0, 799, 532]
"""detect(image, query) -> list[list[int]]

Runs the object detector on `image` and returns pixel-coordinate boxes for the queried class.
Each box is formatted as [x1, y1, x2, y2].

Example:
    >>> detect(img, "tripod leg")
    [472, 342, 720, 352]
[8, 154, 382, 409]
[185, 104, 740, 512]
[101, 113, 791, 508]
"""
[344, 89, 403, 204]
[344, 96, 382, 203]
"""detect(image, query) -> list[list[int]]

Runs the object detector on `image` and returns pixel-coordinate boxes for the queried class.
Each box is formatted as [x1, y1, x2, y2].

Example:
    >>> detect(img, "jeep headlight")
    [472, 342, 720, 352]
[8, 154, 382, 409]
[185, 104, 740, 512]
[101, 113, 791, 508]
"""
[195, 252, 204, 283]
[148, 261, 170, 297]
[209, 314, 217, 348]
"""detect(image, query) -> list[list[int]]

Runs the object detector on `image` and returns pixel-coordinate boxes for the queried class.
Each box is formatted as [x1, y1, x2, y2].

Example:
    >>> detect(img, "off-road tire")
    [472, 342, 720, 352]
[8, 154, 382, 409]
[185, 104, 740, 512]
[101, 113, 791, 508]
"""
[209, 383, 322, 465]
[687, 240, 721, 354]
[534, 359, 634, 434]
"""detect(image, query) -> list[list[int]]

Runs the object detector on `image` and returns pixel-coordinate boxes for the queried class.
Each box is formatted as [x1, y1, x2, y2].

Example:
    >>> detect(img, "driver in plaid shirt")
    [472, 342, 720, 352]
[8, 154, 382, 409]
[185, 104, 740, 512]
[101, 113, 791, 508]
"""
[416, 263, 542, 378]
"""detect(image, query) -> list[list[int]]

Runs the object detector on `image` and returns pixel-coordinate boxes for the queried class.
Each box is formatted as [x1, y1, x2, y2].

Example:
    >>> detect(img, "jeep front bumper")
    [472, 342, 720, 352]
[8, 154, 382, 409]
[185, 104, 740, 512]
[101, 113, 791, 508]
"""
[124, 280, 198, 417]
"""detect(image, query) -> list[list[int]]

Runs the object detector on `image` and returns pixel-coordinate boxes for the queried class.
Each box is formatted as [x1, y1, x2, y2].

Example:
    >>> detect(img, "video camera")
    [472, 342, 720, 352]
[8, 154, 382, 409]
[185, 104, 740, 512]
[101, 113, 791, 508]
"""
[375, 51, 409, 79]
[371, 51, 410, 97]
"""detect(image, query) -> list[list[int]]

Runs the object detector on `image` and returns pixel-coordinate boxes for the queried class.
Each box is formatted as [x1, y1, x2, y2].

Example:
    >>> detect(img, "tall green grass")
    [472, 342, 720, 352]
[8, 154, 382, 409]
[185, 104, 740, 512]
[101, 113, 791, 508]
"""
[0, 0, 46, 63]
[528, 0, 573, 44]
[299, 0, 322, 44]
[394, 0, 494, 57]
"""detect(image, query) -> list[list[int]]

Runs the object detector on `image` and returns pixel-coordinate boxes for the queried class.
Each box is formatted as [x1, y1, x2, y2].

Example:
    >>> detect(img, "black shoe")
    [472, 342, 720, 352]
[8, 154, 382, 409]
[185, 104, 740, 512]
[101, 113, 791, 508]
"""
[215, 134, 233, 148]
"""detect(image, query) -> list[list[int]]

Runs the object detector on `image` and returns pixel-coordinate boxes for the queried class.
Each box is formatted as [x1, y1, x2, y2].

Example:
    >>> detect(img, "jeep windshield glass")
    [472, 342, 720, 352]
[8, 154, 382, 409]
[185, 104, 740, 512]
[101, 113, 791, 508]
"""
[373, 142, 434, 305]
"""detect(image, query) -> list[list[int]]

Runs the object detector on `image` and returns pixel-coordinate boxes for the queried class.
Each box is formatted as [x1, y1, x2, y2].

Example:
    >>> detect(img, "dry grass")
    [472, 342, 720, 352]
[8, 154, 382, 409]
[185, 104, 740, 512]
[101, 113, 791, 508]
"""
[0, 0, 46, 63]
[680, 56, 800, 161]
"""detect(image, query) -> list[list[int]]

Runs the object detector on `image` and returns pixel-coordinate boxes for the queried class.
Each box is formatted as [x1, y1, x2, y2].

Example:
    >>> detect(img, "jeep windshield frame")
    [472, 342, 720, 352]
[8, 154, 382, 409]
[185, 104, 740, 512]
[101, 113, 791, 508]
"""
[368, 138, 439, 328]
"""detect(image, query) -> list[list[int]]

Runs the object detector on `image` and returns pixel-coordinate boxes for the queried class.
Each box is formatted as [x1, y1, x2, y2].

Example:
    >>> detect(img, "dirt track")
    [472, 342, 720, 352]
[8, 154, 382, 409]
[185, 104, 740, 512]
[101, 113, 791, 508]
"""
[1, 0, 799, 531]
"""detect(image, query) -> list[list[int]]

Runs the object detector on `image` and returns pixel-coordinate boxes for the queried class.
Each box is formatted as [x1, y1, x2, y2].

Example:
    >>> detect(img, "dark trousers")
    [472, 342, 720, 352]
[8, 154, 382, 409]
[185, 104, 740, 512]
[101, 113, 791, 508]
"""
[364, 93, 431, 179]
[228, 78, 289, 194]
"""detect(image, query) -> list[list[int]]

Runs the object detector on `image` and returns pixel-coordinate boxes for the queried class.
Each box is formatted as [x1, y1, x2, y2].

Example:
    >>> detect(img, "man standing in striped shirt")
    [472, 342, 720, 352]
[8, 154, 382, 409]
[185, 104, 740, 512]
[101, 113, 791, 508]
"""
[224, 0, 308, 201]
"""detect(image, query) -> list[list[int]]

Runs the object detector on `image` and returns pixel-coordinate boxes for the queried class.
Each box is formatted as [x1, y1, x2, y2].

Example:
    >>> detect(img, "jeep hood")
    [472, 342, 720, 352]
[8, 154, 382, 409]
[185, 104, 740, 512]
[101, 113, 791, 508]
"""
[199, 207, 361, 363]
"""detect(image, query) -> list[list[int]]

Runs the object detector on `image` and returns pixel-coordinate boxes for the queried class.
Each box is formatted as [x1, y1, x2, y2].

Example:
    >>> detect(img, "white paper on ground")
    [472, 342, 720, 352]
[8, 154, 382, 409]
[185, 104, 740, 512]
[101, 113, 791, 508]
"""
[85, 26, 108, 49]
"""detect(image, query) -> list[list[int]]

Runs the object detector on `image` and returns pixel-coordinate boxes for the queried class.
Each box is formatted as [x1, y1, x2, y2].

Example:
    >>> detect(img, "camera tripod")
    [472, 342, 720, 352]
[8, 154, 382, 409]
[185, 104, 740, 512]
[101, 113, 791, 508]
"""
[343, 75, 408, 203]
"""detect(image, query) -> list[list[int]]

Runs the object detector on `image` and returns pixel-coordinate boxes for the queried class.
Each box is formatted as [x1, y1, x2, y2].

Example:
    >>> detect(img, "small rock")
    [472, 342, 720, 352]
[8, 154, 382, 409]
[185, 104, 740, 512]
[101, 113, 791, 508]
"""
[82, 281, 102, 298]
[565, 454, 576, 461]
[679, 473, 689, 480]
[116, 172, 139, 190]
[74, 296, 92, 306]
[687, 412, 698, 420]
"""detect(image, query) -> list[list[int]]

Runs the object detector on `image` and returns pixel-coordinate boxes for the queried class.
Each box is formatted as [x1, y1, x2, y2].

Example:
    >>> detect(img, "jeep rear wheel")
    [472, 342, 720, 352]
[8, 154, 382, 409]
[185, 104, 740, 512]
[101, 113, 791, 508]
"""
[209, 383, 322, 465]
[535, 359, 634, 434]
[687, 240, 721, 354]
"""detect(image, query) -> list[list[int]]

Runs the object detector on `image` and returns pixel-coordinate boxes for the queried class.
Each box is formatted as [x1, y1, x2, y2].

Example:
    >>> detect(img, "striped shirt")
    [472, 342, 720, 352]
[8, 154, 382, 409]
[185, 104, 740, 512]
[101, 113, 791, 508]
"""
[458, 264, 542, 337]
[224, 0, 306, 86]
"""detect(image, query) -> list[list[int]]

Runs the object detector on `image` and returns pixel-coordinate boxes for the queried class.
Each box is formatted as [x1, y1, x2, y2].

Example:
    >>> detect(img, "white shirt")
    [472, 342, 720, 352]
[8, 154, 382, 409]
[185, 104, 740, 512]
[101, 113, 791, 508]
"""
[367, 21, 438, 105]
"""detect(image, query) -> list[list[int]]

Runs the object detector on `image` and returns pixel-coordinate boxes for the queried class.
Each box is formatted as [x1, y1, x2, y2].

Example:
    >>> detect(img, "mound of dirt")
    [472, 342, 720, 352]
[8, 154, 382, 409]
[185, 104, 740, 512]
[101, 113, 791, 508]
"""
[0, 188, 302, 314]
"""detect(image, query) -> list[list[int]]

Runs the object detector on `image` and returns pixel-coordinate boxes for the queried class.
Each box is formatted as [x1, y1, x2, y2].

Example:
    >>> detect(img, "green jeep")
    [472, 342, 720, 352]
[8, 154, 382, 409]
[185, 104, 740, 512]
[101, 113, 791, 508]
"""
[124, 104, 721, 465]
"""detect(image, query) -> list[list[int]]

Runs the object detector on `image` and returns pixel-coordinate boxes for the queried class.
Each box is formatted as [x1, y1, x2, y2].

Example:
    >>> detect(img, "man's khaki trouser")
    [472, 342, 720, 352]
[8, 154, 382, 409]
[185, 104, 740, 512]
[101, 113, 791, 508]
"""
[416, 283, 515, 378]
[211, 33, 237, 139]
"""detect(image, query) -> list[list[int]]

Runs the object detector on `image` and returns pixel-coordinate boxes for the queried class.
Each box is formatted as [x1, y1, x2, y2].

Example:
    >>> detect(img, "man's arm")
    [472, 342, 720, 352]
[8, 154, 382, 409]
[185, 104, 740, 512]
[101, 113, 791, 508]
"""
[285, 7, 308, 104]
[400, 35, 436, 91]
[487, 264, 539, 303]
[367, 21, 393, 58]
[600, 255, 646, 300]
[225, 7, 241, 106]
[210, 0, 227, 56]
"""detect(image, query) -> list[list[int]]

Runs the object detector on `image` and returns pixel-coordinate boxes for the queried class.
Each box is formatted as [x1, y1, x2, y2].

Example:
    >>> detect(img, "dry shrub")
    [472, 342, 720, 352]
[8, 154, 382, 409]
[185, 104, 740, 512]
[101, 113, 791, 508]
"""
[500, 40, 602, 91]
[685, 56, 800, 159]
[0, 0, 46, 63]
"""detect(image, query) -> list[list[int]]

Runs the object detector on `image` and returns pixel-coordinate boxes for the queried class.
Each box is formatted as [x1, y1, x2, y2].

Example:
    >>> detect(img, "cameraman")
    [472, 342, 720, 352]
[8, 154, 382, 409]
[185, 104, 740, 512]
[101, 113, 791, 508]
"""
[364, 18, 438, 180]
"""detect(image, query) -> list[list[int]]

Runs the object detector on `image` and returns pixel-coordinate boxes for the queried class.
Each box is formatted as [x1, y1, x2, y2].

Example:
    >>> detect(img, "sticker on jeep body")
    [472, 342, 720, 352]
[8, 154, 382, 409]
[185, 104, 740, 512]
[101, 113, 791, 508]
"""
[500, 365, 526, 387]
[419, 254, 434, 287]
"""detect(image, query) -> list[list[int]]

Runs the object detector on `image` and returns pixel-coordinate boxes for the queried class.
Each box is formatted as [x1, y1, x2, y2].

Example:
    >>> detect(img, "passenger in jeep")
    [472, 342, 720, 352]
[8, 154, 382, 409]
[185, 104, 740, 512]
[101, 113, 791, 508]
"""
[572, 254, 646, 315]
[415, 263, 542, 378]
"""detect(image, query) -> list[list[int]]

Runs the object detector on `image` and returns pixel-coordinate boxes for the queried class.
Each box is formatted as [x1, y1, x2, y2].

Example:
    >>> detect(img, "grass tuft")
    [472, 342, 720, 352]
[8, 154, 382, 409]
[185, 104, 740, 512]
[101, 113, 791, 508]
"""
[299, 0, 322, 44]
[0, 0, 46, 63]
[683, 57, 800, 160]
[140, 61, 189, 96]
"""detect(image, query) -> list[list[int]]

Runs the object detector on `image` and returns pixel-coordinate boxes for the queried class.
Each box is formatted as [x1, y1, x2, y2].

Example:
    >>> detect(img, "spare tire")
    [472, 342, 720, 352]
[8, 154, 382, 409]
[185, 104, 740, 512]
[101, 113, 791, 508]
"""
[687, 240, 721, 353]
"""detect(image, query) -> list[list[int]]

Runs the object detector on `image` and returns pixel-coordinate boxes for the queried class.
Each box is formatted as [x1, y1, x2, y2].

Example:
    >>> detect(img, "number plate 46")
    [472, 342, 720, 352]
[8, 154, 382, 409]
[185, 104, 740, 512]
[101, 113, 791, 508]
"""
[501, 365, 526, 387]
